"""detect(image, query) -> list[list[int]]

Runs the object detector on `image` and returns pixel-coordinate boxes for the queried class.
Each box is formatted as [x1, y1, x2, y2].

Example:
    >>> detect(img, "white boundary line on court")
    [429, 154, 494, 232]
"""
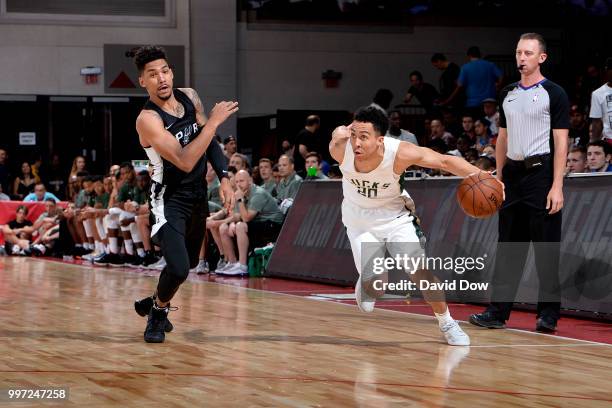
[26, 258, 612, 348]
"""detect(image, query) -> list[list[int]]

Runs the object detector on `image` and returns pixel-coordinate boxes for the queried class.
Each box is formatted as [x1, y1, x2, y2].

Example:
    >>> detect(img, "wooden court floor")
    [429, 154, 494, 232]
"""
[0, 257, 611, 407]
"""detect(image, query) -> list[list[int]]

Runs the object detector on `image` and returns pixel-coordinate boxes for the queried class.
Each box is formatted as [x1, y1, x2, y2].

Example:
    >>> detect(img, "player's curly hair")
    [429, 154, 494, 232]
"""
[354, 106, 389, 136]
[133, 45, 167, 73]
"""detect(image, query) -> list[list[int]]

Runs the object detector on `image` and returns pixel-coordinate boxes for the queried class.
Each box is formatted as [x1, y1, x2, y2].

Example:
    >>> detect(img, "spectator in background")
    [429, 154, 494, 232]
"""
[328, 164, 342, 179]
[431, 53, 462, 108]
[276, 154, 303, 205]
[206, 162, 222, 209]
[474, 118, 492, 151]
[46, 153, 66, 201]
[461, 114, 476, 143]
[386, 110, 418, 145]
[427, 138, 449, 155]
[12, 161, 39, 200]
[2, 205, 33, 255]
[587, 140, 612, 172]
[442, 46, 503, 118]
[294, 115, 321, 178]
[448, 135, 472, 158]
[589, 58, 612, 144]
[304, 152, 328, 180]
[482, 98, 500, 136]
[566, 146, 588, 173]
[569, 104, 590, 147]
[430, 119, 454, 144]
[29, 198, 62, 255]
[464, 148, 479, 164]
[229, 153, 250, 171]
[218, 169, 284, 276]
[482, 144, 496, 158]
[0, 184, 9, 201]
[475, 156, 495, 171]
[370, 88, 394, 112]
[404, 71, 439, 114]
[67, 156, 87, 200]
[258, 158, 277, 197]
[0, 148, 10, 194]
[441, 108, 462, 139]
[272, 164, 281, 184]
[223, 136, 237, 160]
[23, 183, 60, 202]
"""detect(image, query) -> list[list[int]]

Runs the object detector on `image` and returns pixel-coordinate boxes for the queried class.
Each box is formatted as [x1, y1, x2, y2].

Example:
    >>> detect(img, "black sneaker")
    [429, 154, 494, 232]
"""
[134, 296, 173, 332]
[469, 311, 506, 329]
[74, 246, 92, 257]
[144, 304, 170, 343]
[536, 316, 557, 333]
[108, 253, 126, 267]
[94, 252, 114, 266]
[125, 254, 143, 268]
[141, 251, 159, 268]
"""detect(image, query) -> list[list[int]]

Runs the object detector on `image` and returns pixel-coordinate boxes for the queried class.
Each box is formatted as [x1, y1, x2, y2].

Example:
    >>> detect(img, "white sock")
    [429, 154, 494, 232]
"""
[136, 247, 145, 257]
[86, 242, 95, 250]
[129, 223, 142, 244]
[109, 237, 119, 254]
[75, 243, 83, 248]
[434, 308, 454, 327]
[95, 218, 107, 240]
[82, 220, 94, 239]
[95, 241, 105, 253]
[124, 239, 134, 255]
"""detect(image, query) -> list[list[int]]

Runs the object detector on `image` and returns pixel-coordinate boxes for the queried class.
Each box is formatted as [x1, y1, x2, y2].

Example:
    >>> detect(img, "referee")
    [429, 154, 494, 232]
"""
[470, 33, 569, 333]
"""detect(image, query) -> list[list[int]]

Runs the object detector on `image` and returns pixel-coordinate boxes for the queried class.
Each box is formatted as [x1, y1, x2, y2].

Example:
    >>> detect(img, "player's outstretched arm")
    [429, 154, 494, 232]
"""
[329, 124, 351, 164]
[136, 101, 238, 173]
[394, 141, 479, 177]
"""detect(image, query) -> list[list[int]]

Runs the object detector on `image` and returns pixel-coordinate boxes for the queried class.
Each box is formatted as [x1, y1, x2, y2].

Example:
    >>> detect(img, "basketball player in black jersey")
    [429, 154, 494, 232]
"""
[132, 45, 238, 343]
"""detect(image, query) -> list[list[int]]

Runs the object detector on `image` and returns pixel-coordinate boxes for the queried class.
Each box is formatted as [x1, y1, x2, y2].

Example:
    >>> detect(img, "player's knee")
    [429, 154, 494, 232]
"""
[165, 255, 190, 280]
[236, 222, 248, 232]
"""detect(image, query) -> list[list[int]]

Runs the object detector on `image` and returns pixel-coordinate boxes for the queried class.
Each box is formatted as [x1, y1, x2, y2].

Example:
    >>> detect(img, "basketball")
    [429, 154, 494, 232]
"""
[456, 172, 503, 218]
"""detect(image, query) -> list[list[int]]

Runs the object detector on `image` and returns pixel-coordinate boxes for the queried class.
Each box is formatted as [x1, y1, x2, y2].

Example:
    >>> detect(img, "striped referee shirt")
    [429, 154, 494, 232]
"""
[499, 79, 569, 160]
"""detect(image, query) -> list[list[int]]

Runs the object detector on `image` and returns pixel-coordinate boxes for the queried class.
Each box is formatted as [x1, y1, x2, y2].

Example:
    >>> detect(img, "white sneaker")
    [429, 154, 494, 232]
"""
[440, 320, 471, 346]
[82, 252, 100, 262]
[222, 263, 248, 276]
[216, 261, 237, 274]
[195, 261, 209, 275]
[150, 257, 166, 270]
[216, 259, 228, 271]
[355, 276, 376, 313]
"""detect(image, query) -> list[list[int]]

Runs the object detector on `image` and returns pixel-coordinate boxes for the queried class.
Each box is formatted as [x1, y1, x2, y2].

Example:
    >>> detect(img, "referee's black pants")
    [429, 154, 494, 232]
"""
[487, 158, 562, 322]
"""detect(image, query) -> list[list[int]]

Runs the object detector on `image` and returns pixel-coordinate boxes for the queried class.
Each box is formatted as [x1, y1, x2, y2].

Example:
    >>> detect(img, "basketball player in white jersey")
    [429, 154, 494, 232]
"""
[330, 106, 503, 346]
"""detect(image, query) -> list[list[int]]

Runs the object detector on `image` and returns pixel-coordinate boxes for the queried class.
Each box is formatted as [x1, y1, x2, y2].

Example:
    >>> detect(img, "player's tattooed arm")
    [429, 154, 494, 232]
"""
[136, 100, 238, 173]
[180, 87, 207, 127]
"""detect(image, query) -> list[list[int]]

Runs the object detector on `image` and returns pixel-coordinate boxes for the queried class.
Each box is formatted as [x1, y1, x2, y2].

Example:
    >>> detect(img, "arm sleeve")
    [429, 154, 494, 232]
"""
[589, 91, 602, 119]
[549, 84, 570, 129]
[206, 141, 229, 180]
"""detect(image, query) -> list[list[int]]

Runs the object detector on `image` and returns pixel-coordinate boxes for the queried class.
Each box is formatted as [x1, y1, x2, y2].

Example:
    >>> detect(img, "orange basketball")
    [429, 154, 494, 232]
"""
[456, 172, 503, 218]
